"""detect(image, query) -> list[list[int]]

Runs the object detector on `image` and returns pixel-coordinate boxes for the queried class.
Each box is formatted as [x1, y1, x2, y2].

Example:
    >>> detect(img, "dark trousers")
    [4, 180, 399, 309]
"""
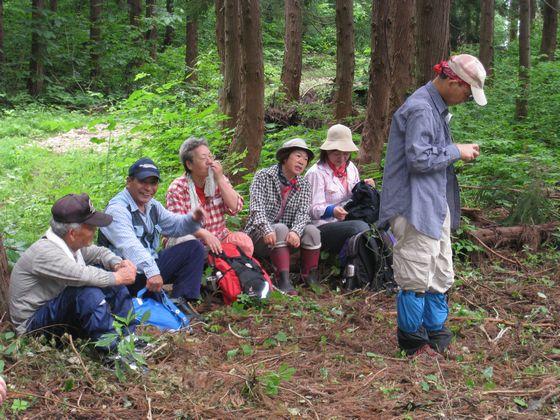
[128, 240, 205, 300]
[318, 220, 370, 254]
[26, 285, 135, 350]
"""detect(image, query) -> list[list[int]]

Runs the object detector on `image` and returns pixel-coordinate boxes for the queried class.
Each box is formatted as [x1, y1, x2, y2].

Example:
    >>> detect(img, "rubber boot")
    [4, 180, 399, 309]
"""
[275, 271, 297, 296]
[300, 248, 320, 286]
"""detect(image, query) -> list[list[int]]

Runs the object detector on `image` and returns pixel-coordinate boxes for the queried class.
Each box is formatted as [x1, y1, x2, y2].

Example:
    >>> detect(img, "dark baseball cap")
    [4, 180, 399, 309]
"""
[128, 158, 160, 181]
[51, 193, 113, 227]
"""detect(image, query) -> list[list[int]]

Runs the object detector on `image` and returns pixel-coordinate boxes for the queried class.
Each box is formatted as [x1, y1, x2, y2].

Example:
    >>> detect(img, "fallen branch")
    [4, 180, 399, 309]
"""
[468, 232, 521, 266]
[67, 335, 95, 386]
[469, 222, 559, 250]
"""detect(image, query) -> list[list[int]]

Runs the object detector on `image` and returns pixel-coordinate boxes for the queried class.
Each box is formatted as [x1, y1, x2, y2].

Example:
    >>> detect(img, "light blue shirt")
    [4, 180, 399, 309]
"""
[101, 188, 201, 278]
[378, 82, 461, 240]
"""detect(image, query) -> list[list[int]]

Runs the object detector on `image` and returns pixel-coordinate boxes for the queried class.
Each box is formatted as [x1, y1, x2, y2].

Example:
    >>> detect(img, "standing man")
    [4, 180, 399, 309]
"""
[100, 158, 206, 317]
[9, 193, 137, 350]
[378, 54, 487, 356]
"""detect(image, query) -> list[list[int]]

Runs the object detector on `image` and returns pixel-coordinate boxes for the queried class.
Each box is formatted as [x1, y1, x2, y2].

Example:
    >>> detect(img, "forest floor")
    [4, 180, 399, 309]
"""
[1, 247, 559, 418]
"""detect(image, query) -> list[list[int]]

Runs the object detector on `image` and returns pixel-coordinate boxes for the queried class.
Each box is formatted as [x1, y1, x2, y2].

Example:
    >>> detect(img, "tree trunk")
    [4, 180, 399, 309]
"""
[215, 0, 225, 67]
[90, 0, 102, 80]
[515, 0, 530, 119]
[185, 17, 198, 82]
[530, 0, 537, 21]
[479, 0, 494, 76]
[415, 0, 450, 86]
[509, 0, 518, 42]
[145, 0, 157, 59]
[129, 0, 141, 26]
[28, 0, 47, 96]
[280, 0, 303, 102]
[49, 0, 57, 11]
[0, 235, 10, 320]
[222, 0, 242, 131]
[164, 0, 174, 47]
[230, 0, 264, 181]
[470, 222, 559, 250]
[334, 0, 354, 120]
[540, 0, 558, 60]
[359, 0, 415, 166]
[0, 0, 4, 64]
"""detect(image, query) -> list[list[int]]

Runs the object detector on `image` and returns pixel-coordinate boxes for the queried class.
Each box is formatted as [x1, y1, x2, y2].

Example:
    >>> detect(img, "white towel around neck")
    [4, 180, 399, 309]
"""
[45, 227, 86, 267]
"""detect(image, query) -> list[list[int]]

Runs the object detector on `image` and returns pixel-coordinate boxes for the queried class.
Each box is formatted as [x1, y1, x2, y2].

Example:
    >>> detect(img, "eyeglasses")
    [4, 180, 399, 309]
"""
[196, 153, 215, 162]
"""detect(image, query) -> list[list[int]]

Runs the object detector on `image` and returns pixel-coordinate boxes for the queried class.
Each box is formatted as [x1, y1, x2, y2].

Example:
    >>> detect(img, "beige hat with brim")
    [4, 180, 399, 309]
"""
[320, 124, 359, 152]
[276, 138, 315, 162]
[448, 54, 487, 106]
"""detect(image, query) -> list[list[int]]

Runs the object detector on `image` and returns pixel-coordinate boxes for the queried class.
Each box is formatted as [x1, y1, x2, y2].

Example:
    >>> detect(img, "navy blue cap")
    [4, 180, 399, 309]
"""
[128, 158, 160, 180]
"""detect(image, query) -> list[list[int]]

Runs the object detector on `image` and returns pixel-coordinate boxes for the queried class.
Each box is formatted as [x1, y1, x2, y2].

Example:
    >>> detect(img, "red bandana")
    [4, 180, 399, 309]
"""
[327, 160, 347, 179]
[433, 61, 469, 87]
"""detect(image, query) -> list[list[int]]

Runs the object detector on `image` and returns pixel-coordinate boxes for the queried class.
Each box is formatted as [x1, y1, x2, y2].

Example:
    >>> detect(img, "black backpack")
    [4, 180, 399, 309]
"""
[343, 181, 381, 225]
[339, 228, 395, 291]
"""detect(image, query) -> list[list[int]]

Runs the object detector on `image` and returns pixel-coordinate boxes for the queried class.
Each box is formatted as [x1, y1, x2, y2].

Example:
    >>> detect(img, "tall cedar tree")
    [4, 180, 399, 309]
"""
[129, 0, 141, 26]
[540, 0, 558, 60]
[146, 0, 157, 59]
[222, 0, 241, 131]
[509, 0, 519, 42]
[215, 0, 225, 67]
[334, 0, 354, 120]
[516, 0, 530, 119]
[164, 0, 174, 46]
[185, 16, 198, 82]
[280, 0, 303, 101]
[28, 0, 47, 96]
[415, 0, 450, 86]
[90, 0, 102, 79]
[0, 235, 10, 318]
[230, 0, 265, 180]
[0, 0, 4, 63]
[479, 0, 495, 75]
[359, 0, 415, 166]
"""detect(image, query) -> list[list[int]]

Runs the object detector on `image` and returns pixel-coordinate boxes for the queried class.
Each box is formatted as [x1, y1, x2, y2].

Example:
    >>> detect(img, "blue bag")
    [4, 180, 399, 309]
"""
[133, 288, 192, 332]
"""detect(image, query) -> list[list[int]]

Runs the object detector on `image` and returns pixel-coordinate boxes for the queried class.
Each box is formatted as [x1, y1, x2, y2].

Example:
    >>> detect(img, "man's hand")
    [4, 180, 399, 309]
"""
[114, 260, 137, 285]
[201, 229, 222, 254]
[146, 274, 164, 292]
[333, 206, 348, 221]
[456, 143, 480, 162]
[286, 231, 300, 248]
[263, 232, 276, 247]
[192, 207, 207, 223]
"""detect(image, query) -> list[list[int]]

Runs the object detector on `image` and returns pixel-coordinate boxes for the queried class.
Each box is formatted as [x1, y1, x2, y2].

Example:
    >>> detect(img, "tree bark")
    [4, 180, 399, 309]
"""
[470, 222, 559, 250]
[164, 0, 175, 47]
[230, 0, 264, 181]
[415, 0, 450, 86]
[540, 0, 558, 60]
[129, 0, 141, 26]
[49, 0, 57, 11]
[280, 0, 303, 102]
[0, 0, 4, 64]
[333, 0, 354, 120]
[222, 0, 242, 131]
[509, 0, 519, 42]
[359, 0, 415, 166]
[28, 0, 47, 96]
[185, 16, 198, 82]
[90, 0, 102, 80]
[145, 0, 157, 59]
[215, 0, 225, 67]
[530, 0, 537, 21]
[0, 235, 10, 320]
[515, 0, 530, 119]
[479, 0, 495, 76]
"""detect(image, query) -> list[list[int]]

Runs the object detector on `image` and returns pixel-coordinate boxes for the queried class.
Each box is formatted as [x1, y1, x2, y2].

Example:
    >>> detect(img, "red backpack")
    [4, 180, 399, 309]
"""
[207, 243, 274, 305]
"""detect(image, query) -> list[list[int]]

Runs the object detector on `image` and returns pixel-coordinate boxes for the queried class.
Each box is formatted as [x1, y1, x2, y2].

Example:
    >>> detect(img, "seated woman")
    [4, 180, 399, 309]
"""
[244, 138, 321, 296]
[306, 124, 374, 254]
[166, 137, 253, 256]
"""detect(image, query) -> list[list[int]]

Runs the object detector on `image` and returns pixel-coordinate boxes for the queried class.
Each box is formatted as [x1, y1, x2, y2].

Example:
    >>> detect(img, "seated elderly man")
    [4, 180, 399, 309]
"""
[9, 193, 137, 351]
[99, 158, 206, 317]
[166, 137, 253, 256]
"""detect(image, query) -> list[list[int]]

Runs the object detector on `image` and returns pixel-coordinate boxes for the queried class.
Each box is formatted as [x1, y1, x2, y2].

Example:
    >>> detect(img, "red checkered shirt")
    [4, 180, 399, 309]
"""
[166, 175, 243, 240]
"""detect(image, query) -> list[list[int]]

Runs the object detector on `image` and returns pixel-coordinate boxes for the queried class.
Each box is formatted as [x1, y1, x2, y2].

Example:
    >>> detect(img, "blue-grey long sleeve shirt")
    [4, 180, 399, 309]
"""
[378, 81, 462, 240]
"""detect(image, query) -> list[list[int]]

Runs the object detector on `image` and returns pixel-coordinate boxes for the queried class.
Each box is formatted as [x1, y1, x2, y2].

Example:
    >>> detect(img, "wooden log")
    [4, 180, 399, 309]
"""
[469, 222, 559, 250]
[0, 234, 10, 319]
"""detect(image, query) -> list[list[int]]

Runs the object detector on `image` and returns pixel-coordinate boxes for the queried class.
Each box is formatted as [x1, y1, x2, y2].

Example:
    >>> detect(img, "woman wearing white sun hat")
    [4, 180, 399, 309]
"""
[305, 124, 375, 254]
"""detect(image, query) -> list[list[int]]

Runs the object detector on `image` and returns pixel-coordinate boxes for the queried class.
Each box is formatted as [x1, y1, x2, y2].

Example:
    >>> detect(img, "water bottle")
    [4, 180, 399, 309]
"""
[343, 264, 357, 290]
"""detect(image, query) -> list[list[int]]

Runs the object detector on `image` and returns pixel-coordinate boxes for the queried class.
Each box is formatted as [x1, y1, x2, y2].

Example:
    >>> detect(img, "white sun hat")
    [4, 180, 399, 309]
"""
[448, 54, 487, 106]
[320, 124, 359, 152]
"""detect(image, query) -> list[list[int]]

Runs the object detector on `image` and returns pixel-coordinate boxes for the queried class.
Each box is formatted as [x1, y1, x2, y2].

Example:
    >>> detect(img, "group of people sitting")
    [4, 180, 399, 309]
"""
[9, 123, 374, 355]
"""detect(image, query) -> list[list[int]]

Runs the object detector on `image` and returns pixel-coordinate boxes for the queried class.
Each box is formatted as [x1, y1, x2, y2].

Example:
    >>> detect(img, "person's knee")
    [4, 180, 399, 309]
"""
[349, 220, 370, 235]
[301, 224, 321, 249]
[75, 287, 106, 314]
[273, 223, 289, 242]
[423, 292, 448, 331]
[396, 290, 425, 333]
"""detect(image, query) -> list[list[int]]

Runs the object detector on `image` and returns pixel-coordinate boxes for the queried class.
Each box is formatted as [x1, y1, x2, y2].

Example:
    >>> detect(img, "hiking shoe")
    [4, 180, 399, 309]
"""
[301, 268, 320, 287]
[275, 271, 298, 296]
[171, 297, 206, 323]
[411, 344, 444, 361]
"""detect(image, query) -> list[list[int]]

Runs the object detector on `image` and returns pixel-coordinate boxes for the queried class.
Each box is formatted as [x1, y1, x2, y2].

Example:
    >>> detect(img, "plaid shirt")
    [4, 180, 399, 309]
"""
[244, 165, 312, 240]
[166, 174, 243, 240]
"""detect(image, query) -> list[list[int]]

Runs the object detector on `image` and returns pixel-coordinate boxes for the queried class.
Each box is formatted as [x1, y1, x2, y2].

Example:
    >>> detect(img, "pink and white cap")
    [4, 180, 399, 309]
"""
[448, 54, 487, 106]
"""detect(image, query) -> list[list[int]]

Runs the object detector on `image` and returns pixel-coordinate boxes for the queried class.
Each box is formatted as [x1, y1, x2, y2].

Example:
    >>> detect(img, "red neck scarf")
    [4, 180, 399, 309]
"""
[327, 160, 347, 179]
[433, 61, 469, 87]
